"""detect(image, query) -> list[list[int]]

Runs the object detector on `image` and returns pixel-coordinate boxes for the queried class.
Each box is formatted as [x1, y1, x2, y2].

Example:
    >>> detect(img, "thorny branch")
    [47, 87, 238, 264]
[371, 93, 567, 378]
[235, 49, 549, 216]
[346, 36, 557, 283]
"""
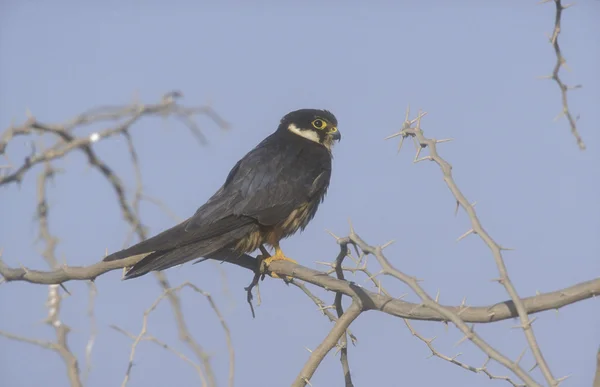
[293, 302, 362, 387]
[386, 108, 562, 386]
[539, 0, 584, 150]
[332, 240, 354, 387]
[332, 242, 526, 387]
[1, 252, 598, 323]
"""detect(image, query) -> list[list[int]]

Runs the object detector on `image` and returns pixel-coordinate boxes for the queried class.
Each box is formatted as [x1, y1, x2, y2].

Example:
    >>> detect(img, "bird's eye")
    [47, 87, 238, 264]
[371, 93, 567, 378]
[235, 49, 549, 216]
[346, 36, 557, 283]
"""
[312, 119, 327, 130]
[329, 126, 337, 132]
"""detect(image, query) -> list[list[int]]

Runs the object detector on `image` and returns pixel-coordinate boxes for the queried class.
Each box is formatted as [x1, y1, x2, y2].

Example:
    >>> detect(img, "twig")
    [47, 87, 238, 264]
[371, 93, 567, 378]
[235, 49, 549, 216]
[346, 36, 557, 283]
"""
[293, 302, 362, 387]
[118, 281, 230, 387]
[83, 281, 98, 383]
[539, 0, 584, 150]
[111, 325, 206, 386]
[332, 239, 354, 387]
[403, 319, 524, 387]
[37, 163, 82, 387]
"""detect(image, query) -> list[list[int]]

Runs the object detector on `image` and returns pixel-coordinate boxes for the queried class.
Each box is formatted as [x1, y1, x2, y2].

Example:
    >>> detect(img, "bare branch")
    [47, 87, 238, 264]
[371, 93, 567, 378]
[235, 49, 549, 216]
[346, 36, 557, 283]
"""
[344, 231, 541, 386]
[37, 163, 82, 387]
[1, 254, 598, 324]
[111, 325, 207, 386]
[540, 0, 585, 150]
[294, 302, 362, 387]
[387, 109, 557, 386]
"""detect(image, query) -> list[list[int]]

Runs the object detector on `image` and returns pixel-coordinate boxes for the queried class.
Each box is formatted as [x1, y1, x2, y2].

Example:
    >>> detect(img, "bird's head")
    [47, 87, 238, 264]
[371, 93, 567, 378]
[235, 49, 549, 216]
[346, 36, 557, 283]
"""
[280, 109, 341, 150]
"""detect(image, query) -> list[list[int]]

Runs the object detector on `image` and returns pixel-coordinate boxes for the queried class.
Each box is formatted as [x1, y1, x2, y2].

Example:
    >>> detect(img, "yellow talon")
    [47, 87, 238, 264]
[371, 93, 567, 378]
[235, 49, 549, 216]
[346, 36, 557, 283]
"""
[263, 245, 296, 278]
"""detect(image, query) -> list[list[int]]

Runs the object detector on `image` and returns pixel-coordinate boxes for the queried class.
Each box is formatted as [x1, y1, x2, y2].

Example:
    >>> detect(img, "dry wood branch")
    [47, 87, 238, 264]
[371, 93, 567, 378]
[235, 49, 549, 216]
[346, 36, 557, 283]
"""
[403, 319, 524, 387]
[539, 0, 584, 150]
[293, 302, 362, 387]
[0, 92, 229, 186]
[111, 325, 206, 386]
[1, 253, 598, 324]
[387, 108, 557, 386]
[37, 163, 82, 387]
[331, 239, 354, 387]
[342, 232, 541, 386]
[0, 93, 229, 386]
[328, 250, 525, 387]
[114, 281, 231, 387]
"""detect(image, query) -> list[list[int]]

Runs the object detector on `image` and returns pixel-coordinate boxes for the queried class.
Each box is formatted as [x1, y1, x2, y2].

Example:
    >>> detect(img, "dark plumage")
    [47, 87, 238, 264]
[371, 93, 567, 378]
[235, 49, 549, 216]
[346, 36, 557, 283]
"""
[103, 108, 341, 279]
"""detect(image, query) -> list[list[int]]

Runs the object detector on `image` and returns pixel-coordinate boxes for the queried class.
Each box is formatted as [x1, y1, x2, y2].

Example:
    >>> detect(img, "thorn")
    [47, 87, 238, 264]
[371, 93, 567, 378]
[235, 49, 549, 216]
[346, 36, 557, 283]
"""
[413, 146, 422, 161]
[435, 138, 454, 144]
[460, 297, 467, 307]
[59, 283, 71, 296]
[553, 110, 566, 121]
[490, 278, 504, 284]
[498, 245, 515, 251]
[303, 377, 313, 386]
[470, 201, 477, 207]
[364, 270, 384, 282]
[397, 293, 408, 300]
[396, 136, 405, 154]
[454, 200, 460, 216]
[526, 316, 538, 327]
[556, 374, 571, 384]
[304, 346, 313, 353]
[381, 239, 395, 250]
[516, 348, 527, 365]
[537, 74, 553, 80]
[326, 229, 340, 241]
[414, 156, 433, 163]
[426, 336, 437, 344]
[435, 289, 440, 303]
[528, 362, 539, 372]
[481, 356, 491, 368]
[456, 229, 474, 242]
[315, 261, 334, 267]
[347, 218, 354, 234]
[384, 131, 402, 140]
[404, 105, 411, 123]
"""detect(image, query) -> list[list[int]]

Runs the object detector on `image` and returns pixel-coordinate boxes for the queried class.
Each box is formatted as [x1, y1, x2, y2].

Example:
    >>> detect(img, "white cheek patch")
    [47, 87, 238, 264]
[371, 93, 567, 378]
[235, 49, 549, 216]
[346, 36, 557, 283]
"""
[288, 123, 321, 144]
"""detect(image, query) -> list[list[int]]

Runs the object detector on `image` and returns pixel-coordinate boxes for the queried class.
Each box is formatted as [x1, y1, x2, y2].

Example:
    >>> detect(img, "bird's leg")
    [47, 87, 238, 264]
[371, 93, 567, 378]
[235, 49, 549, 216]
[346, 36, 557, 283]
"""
[262, 243, 297, 279]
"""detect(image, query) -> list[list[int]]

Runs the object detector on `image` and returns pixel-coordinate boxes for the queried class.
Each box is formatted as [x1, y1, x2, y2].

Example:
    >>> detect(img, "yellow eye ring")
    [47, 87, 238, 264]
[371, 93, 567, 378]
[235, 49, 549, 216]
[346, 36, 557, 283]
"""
[312, 119, 327, 130]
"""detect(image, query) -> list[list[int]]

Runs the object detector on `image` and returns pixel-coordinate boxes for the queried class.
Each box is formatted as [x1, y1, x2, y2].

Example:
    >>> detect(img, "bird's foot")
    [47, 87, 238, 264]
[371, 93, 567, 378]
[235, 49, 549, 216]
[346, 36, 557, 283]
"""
[263, 248, 296, 279]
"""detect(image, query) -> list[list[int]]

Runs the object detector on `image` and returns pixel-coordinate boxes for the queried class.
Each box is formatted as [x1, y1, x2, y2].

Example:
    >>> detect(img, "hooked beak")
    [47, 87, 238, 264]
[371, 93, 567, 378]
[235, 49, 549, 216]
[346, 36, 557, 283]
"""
[330, 127, 341, 142]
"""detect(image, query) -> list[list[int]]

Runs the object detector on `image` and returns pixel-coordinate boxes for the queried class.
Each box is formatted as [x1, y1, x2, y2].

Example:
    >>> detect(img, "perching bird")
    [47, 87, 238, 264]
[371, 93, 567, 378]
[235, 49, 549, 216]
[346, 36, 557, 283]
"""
[103, 108, 341, 279]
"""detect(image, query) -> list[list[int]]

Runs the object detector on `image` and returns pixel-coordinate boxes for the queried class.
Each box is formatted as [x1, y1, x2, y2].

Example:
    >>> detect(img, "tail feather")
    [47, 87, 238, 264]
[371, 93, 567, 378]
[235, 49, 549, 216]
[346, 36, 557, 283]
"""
[121, 225, 255, 279]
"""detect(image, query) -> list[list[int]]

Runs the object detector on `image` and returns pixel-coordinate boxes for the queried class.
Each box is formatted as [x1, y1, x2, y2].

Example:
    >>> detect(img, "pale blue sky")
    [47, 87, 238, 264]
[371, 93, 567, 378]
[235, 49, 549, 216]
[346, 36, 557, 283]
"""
[1, 1, 599, 386]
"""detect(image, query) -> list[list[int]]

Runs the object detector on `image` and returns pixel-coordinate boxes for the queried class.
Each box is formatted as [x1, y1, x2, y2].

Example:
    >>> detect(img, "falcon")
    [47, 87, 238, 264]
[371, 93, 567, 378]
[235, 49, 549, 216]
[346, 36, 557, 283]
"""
[103, 108, 341, 279]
